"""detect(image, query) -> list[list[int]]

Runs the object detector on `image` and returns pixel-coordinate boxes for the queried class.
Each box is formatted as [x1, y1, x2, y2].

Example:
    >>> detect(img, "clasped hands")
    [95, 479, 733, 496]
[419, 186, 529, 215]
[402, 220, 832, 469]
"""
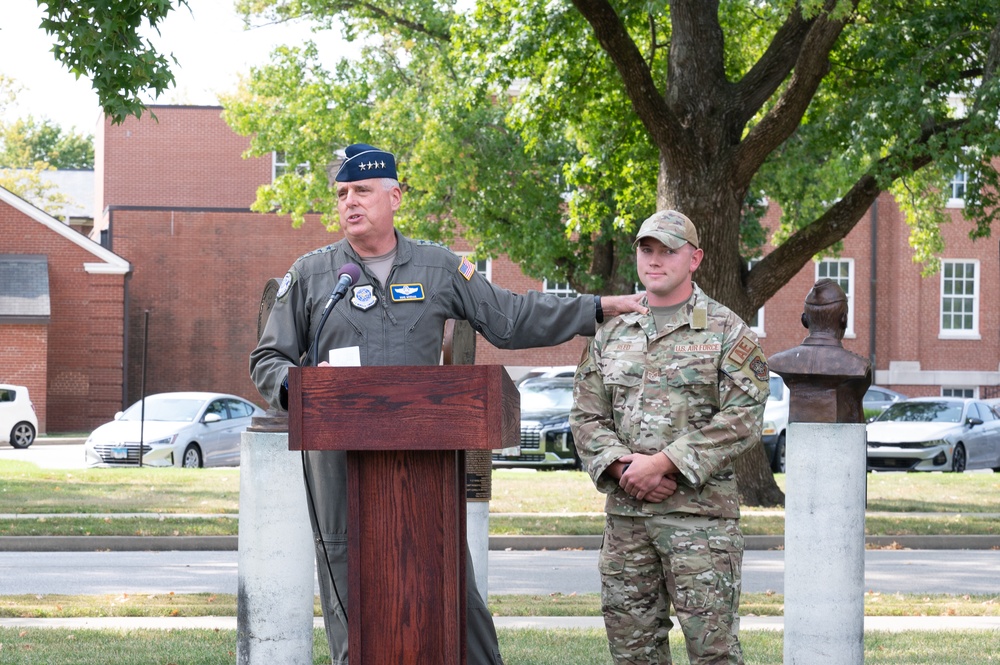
[611, 451, 679, 503]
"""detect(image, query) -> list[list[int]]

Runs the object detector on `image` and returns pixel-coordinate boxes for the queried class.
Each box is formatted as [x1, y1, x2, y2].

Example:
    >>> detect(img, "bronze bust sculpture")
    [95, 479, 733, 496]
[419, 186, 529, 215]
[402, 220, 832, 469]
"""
[768, 279, 872, 424]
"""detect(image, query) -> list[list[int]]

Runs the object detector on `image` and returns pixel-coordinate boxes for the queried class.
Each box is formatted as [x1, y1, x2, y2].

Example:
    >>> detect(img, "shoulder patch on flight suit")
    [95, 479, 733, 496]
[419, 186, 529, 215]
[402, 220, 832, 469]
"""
[727, 334, 757, 366]
[725, 333, 769, 393]
[276, 271, 296, 300]
[458, 257, 476, 281]
[390, 283, 424, 301]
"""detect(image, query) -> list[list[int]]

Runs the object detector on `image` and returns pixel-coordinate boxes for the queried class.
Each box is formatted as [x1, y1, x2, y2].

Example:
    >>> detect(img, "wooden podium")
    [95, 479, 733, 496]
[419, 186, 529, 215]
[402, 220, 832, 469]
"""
[287, 365, 519, 665]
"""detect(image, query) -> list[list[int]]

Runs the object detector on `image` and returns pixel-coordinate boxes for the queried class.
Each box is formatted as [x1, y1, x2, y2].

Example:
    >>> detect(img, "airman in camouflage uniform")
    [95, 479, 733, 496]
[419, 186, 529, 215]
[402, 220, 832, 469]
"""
[570, 210, 768, 664]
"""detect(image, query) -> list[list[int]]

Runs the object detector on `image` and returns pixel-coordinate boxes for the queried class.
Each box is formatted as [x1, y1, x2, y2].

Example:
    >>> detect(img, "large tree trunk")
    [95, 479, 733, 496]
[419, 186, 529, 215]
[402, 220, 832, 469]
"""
[661, 158, 786, 507]
[734, 441, 785, 507]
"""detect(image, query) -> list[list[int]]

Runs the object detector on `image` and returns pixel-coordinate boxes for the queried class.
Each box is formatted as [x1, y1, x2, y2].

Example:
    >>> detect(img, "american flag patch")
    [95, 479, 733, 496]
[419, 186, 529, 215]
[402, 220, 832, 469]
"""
[458, 257, 476, 281]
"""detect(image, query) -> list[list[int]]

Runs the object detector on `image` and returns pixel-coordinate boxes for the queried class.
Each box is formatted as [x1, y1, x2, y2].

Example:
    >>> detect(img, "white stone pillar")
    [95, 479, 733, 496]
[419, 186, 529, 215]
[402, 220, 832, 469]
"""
[467, 501, 490, 602]
[237, 426, 316, 665]
[783, 422, 867, 665]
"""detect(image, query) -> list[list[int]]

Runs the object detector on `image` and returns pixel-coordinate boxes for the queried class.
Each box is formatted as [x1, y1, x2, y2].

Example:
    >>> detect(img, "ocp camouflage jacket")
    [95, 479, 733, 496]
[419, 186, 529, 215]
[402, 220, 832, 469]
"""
[570, 283, 769, 518]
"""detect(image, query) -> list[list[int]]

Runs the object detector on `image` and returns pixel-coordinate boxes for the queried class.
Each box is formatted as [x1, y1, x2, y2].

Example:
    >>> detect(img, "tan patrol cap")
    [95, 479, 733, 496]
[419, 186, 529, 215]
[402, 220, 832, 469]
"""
[633, 210, 700, 250]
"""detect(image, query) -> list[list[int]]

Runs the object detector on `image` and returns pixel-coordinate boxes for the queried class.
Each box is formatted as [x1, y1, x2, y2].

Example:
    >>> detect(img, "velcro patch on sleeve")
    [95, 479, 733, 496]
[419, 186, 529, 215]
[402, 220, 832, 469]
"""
[727, 334, 758, 366]
[458, 257, 476, 281]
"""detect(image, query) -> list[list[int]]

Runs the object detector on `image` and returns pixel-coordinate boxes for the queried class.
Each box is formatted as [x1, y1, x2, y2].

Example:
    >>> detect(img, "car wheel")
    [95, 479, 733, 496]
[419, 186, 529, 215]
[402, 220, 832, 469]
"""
[950, 444, 967, 473]
[182, 444, 203, 468]
[771, 433, 786, 473]
[9, 422, 36, 449]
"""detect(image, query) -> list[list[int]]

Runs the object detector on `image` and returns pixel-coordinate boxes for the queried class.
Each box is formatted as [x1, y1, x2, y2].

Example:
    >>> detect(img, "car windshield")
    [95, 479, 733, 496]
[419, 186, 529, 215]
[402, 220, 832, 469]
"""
[519, 381, 573, 411]
[120, 398, 204, 422]
[876, 401, 963, 424]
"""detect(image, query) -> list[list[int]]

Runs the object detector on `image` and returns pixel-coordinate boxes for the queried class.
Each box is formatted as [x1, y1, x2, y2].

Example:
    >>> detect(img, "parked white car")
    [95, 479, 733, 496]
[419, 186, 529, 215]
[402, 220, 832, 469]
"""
[0, 384, 39, 448]
[866, 397, 1000, 473]
[761, 373, 789, 472]
[84, 392, 264, 468]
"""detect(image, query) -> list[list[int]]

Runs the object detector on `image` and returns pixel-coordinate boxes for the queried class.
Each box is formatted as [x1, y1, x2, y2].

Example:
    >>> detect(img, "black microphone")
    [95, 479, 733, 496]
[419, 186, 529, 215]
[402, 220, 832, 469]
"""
[309, 262, 362, 366]
[324, 263, 362, 312]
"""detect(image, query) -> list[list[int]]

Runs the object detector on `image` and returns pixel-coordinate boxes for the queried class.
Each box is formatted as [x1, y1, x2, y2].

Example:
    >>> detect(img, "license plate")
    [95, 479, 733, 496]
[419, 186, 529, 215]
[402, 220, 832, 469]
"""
[500, 446, 520, 457]
[111, 446, 129, 459]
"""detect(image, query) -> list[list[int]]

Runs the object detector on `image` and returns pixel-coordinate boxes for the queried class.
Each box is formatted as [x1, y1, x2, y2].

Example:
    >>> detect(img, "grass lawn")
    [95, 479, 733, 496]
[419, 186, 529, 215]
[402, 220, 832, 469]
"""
[0, 626, 997, 664]
[2, 591, 998, 619]
[1, 461, 998, 537]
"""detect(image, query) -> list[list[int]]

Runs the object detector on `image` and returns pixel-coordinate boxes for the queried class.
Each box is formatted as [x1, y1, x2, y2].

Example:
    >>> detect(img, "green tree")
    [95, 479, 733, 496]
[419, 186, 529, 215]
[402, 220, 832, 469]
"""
[224, 1, 1000, 505]
[35, 0, 189, 123]
[0, 116, 94, 169]
[0, 166, 70, 216]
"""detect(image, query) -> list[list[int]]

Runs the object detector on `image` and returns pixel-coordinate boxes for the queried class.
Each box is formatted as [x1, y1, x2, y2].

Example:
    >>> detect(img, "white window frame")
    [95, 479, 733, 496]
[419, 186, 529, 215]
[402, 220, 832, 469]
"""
[942, 386, 976, 399]
[939, 259, 979, 339]
[946, 169, 967, 208]
[273, 151, 308, 180]
[815, 258, 855, 338]
[747, 259, 764, 337]
[543, 280, 578, 297]
[457, 252, 491, 282]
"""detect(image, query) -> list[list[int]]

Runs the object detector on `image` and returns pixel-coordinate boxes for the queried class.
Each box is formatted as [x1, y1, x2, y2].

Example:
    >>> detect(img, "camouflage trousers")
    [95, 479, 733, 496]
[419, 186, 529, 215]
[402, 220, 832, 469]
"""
[599, 513, 744, 665]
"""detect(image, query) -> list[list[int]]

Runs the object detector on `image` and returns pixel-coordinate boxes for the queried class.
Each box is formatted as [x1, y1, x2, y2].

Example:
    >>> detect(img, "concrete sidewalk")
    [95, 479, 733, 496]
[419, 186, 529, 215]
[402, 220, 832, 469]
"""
[2, 615, 998, 632]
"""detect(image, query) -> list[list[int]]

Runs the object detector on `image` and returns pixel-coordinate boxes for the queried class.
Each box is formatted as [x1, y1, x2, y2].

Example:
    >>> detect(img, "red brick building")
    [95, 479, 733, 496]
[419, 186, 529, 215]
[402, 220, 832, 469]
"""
[0, 187, 129, 434]
[754, 196, 999, 399]
[3, 104, 997, 433]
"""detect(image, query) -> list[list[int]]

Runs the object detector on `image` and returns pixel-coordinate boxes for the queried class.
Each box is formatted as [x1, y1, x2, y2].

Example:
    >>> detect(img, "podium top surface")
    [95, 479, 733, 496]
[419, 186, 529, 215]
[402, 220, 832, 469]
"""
[288, 365, 520, 452]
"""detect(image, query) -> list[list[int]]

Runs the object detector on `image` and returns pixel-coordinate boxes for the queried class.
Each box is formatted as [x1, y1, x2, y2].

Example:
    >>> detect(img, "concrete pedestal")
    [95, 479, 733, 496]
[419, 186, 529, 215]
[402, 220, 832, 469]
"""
[237, 429, 315, 665]
[467, 500, 490, 603]
[784, 422, 867, 665]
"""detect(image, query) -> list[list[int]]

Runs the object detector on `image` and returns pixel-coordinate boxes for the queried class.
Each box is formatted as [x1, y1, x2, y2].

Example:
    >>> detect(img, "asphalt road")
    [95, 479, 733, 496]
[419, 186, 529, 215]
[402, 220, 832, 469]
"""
[5, 548, 1000, 596]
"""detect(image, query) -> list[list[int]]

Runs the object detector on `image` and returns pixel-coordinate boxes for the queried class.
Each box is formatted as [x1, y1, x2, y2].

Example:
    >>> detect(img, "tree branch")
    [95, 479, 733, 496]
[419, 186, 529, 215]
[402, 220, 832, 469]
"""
[745, 119, 965, 308]
[732, 5, 815, 124]
[734, 2, 855, 188]
[570, 0, 679, 148]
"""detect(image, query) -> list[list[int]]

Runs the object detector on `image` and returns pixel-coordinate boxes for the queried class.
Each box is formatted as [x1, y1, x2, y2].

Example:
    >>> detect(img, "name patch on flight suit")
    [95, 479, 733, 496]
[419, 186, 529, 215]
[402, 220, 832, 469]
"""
[609, 342, 641, 352]
[351, 284, 378, 310]
[389, 283, 425, 302]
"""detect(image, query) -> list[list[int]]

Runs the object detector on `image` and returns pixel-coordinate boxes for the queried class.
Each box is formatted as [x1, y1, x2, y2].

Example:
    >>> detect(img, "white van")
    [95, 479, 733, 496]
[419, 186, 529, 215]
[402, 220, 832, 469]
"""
[761, 373, 789, 472]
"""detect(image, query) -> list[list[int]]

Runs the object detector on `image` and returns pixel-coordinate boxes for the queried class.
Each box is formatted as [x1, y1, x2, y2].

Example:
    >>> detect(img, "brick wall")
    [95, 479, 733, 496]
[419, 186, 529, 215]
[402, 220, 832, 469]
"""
[0, 324, 47, 433]
[98, 106, 270, 216]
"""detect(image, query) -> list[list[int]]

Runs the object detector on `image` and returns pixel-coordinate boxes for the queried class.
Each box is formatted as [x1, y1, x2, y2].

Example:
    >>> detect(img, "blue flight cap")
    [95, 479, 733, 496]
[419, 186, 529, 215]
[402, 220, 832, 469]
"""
[334, 143, 397, 182]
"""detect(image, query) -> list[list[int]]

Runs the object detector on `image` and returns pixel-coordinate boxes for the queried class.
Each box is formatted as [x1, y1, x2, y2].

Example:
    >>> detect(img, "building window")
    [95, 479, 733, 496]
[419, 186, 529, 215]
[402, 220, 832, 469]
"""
[457, 253, 491, 282]
[947, 170, 967, 208]
[815, 258, 854, 337]
[942, 387, 975, 399]
[543, 280, 578, 297]
[748, 259, 764, 337]
[940, 260, 979, 338]
[273, 151, 308, 180]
